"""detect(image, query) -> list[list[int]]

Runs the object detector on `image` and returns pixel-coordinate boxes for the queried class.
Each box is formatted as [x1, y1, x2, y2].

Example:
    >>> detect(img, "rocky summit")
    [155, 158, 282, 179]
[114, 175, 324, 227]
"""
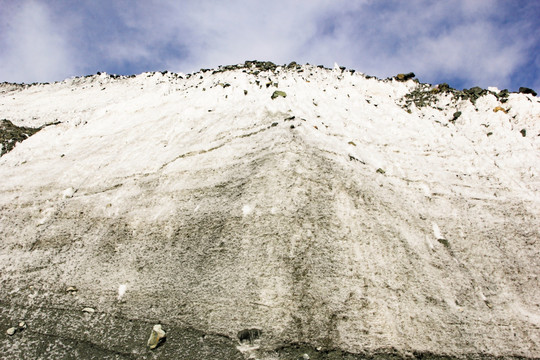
[0, 61, 539, 359]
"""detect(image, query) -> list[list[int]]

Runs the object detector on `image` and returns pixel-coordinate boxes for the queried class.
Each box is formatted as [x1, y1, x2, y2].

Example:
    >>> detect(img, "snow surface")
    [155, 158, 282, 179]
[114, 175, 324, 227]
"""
[2, 66, 538, 219]
[0, 64, 539, 358]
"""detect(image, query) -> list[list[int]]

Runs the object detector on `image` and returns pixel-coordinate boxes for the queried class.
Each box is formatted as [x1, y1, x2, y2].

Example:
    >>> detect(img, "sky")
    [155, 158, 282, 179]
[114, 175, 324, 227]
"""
[0, 0, 539, 92]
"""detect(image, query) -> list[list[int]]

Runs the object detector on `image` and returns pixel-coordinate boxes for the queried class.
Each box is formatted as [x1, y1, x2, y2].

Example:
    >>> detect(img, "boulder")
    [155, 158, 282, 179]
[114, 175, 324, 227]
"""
[395, 72, 415, 81]
[148, 324, 166, 350]
[519, 87, 537, 97]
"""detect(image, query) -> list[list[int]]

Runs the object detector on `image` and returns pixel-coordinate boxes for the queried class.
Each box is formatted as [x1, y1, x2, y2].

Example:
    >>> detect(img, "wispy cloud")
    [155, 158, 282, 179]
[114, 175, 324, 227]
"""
[0, 0, 538, 91]
[0, 1, 80, 83]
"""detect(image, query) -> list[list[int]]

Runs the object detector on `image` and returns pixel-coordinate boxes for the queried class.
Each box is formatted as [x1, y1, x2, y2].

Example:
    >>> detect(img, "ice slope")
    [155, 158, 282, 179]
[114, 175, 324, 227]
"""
[0, 63, 539, 359]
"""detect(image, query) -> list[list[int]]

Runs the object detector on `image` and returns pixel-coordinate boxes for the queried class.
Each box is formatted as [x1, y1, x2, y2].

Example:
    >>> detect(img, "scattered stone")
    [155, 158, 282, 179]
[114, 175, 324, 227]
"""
[82, 307, 95, 313]
[66, 286, 78, 293]
[519, 87, 537, 97]
[287, 61, 301, 70]
[237, 328, 262, 344]
[244, 90, 248, 95]
[18, 321, 27, 330]
[271, 91, 287, 100]
[487, 132, 493, 137]
[301, 354, 310, 360]
[148, 324, 166, 350]
[348, 141, 356, 146]
[493, 106, 507, 113]
[395, 72, 415, 81]
[402, 83, 496, 111]
[437, 238, 450, 248]
[463, 86, 488, 104]
[450, 111, 462, 123]
[6, 327, 16, 336]
[496, 89, 509, 102]
[436, 83, 452, 92]
[376, 168, 386, 174]
[271, 122, 278, 127]
[244, 60, 278, 72]
[520, 129, 527, 137]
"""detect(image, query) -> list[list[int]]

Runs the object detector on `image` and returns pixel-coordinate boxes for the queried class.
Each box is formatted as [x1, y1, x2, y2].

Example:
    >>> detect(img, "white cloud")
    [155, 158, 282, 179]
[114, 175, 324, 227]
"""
[0, 0, 537, 90]
[104, 0, 363, 72]
[0, 1, 79, 83]
[295, 0, 532, 89]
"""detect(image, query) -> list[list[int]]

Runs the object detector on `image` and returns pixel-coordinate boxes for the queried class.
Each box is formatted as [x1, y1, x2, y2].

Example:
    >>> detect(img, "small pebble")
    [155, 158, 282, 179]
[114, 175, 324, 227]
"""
[82, 307, 95, 313]
[6, 327, 16, 336]
[18, 321, 27, 330]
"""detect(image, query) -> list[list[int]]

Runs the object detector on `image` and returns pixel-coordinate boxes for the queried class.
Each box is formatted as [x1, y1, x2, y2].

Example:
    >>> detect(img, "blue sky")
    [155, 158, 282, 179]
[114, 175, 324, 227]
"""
[0, 0, 539, 92]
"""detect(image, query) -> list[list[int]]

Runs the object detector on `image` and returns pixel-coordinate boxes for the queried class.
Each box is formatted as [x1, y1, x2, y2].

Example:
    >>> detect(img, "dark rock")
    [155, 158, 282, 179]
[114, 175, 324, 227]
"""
[395, 72, 415, 81]
[244, 60, 278, 72]
[237, 328, 261, 344]
[496, 89, 510, 103]
[437, 83, 452, 92]
[451, 111, 462, 123]
[287, 61, 298, 69]
[271, 90, 287, 100]
[437, 239, 450, 248]
[520, 129, 527, 137]
[519, 87, 537, 97]
[461, 86, 489, 104]
[1, 119, 42, 157]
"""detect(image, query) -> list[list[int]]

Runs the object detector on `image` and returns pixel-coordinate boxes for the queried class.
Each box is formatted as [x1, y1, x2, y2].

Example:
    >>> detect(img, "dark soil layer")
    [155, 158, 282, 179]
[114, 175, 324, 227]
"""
[0, 300, 243, 360]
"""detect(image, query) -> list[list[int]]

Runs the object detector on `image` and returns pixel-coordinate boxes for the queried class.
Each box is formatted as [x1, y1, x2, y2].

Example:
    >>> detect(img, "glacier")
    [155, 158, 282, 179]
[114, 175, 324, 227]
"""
[0, 62, 539, 359]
